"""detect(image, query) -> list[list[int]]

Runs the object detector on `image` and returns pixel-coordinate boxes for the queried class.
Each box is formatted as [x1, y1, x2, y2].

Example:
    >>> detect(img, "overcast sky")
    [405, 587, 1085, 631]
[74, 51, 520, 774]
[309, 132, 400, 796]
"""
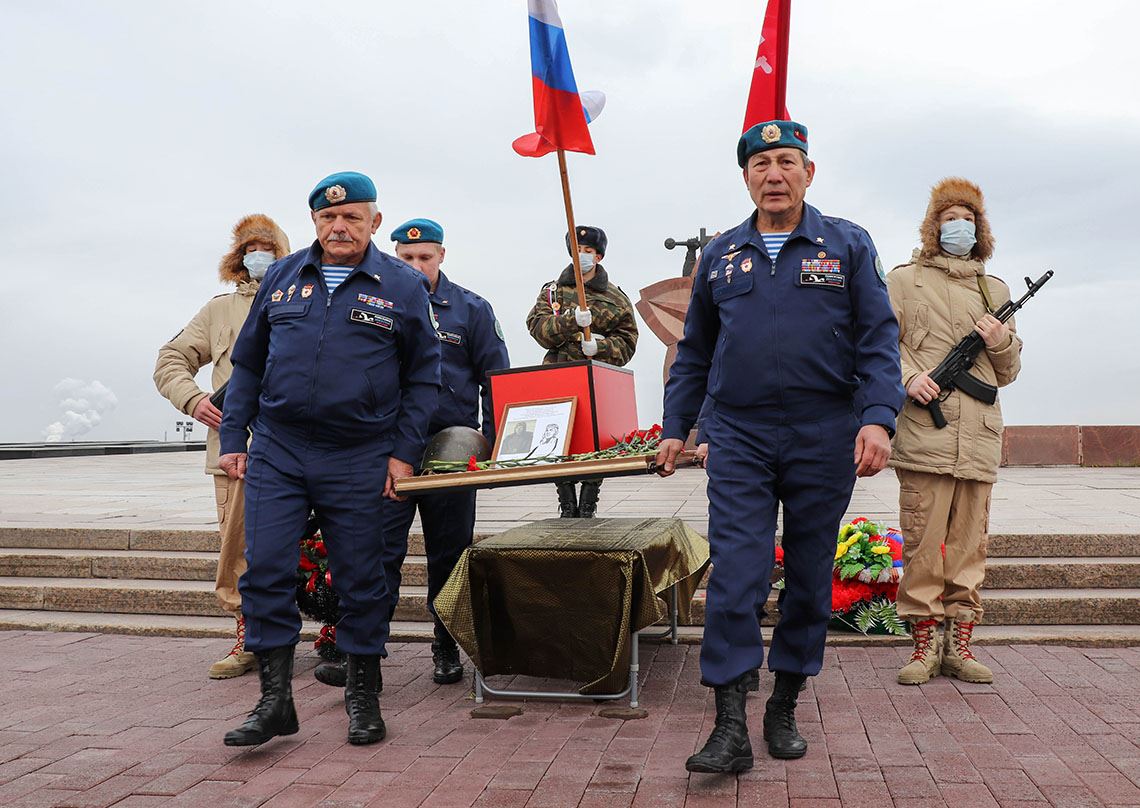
[1, 0, 1137, 443]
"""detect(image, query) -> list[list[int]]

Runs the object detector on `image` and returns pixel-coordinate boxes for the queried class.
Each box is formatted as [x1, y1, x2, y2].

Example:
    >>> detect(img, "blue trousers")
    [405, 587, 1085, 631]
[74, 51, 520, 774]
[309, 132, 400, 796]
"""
[380, 488, 477, 625]
[701, 406, 859, 685]
[240, 426, 391, 655]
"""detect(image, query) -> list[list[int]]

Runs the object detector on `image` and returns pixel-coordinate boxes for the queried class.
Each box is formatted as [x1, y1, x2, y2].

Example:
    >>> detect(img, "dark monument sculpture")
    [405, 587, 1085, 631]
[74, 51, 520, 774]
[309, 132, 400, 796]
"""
[636, 229, 714, 385]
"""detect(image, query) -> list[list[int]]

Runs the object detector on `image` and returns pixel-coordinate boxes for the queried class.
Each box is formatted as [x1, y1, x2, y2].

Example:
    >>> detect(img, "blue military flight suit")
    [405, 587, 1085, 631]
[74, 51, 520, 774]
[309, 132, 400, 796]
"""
[662, 204, 903, 685]
[379, 271, 510, 624]
[219, 242, 441, 656]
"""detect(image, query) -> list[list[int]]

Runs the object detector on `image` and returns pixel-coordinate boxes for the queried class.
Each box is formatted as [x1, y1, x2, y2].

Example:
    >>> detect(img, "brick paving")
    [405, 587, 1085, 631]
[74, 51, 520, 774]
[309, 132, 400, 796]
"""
[0, 632, 1137, 807]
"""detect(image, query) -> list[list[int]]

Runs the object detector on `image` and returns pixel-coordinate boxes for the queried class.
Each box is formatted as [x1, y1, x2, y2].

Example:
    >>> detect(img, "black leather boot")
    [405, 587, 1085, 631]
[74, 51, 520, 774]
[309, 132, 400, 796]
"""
[344, 654, 386, 745]
[744, 668, 760, 691]
[315, 658, 383, 692]
[577, 480, 601, 518]
[763, 671, 808, 759]
[314, 660, 346, 687]
[685, 673, 753, 773]
[223, 645, 299, 746]
[432, 622, 464, 684]
[556, 482, 579, 518]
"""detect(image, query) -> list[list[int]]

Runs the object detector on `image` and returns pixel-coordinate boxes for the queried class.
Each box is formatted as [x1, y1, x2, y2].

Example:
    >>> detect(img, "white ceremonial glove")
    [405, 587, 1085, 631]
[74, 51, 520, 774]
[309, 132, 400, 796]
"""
[574, 306, 592, 328]
[580, 335, 599, 356]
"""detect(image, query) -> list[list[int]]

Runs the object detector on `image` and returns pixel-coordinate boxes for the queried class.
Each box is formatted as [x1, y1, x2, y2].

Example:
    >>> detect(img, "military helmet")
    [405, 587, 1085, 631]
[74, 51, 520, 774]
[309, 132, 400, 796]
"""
[421, 426, 491, 467]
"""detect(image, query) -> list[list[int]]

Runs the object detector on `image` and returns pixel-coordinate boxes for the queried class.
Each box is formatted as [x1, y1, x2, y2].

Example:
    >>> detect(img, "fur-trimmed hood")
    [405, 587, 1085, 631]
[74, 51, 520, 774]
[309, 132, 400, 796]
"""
[218, 214, 291, 284]
[919, 177, 994, 263]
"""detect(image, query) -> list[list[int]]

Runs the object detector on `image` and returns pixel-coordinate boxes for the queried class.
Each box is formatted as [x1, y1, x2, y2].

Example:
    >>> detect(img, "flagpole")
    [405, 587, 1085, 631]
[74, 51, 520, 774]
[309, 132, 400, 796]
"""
[556, 148, 593, 344]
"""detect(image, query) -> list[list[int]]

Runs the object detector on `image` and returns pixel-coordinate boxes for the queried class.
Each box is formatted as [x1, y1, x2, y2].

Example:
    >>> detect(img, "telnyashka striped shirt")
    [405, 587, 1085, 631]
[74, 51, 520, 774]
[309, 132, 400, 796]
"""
[760, 232, 792, 267]
[321, 265, 353, 295]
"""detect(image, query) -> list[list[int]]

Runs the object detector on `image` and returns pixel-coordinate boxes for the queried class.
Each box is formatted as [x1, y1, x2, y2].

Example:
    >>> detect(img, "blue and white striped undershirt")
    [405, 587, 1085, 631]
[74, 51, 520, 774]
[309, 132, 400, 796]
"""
[760, 232, 792, 266]
[321, 265, 353, 295]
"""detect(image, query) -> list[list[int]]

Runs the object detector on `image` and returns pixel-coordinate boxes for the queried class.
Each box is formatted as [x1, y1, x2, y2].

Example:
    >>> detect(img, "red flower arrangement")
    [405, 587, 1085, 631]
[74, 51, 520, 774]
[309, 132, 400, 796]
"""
[773, 518, 907, 636]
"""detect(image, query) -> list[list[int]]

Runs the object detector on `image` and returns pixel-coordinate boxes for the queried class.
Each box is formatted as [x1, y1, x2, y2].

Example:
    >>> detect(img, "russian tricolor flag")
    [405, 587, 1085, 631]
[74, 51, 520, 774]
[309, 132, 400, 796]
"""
[512, 0, 601, 158]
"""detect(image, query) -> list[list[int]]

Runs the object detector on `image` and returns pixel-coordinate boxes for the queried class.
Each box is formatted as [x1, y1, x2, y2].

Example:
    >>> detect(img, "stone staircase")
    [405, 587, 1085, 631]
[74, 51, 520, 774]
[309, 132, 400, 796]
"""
[0, 525, 1138, 646]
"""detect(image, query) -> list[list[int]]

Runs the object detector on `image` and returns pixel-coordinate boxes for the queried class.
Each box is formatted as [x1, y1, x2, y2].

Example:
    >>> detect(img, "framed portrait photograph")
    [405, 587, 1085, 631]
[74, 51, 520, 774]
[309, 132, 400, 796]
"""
[492, 397, 577, 462]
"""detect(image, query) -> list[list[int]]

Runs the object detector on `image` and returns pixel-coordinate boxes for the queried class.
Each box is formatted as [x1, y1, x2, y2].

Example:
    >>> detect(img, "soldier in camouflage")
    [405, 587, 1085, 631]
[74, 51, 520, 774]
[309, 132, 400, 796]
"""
[525, 225, 639, 517]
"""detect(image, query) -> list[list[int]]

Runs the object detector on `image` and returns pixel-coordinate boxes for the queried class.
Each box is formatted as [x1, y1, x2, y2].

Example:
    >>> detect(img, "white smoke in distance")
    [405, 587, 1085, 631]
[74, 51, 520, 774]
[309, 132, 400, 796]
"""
[43, 378, 119, 442]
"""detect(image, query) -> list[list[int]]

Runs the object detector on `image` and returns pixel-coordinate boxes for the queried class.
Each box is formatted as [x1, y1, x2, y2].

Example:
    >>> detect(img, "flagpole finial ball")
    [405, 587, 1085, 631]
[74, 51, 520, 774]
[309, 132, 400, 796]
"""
[737, 120, 809, 167]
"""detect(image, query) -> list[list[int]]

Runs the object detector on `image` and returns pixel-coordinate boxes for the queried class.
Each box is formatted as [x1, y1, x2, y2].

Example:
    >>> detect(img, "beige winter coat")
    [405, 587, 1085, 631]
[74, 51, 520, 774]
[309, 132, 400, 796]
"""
[886, 251, 1022, 483]
[153, 282, 259, 474]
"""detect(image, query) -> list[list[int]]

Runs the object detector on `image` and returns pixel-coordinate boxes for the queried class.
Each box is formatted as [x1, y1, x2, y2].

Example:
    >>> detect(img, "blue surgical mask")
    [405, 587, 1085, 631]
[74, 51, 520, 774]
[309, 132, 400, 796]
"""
[578, 252, 596, 272]
[242, 250, 275, 279]
[939, 219, 977, 257]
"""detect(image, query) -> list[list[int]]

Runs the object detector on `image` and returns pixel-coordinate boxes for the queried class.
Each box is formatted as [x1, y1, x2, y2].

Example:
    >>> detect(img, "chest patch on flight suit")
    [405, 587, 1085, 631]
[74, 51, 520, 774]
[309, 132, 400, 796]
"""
[357, 293, 394, 309]
[349, 308, 394, 330]
[800, 258, 845, 289]
[438, 330, 463, 345]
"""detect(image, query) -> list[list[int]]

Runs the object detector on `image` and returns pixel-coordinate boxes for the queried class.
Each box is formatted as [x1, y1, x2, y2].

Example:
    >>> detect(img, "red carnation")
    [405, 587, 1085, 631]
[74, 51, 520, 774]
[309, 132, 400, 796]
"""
[774, 545, 784, 565]
[831, 576, 873, 613]
[852, 517, 868, 524]
[467, 455, 479, 471]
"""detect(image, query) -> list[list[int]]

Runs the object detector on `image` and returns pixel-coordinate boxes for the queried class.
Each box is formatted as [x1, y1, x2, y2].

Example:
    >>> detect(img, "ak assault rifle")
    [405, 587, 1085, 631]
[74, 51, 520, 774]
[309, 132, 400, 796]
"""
[922, 270, 1053, 429]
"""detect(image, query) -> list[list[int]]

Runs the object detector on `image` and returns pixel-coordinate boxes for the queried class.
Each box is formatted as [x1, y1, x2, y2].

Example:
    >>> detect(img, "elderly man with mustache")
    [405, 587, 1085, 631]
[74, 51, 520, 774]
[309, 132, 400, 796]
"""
[217, 171, 441, 748]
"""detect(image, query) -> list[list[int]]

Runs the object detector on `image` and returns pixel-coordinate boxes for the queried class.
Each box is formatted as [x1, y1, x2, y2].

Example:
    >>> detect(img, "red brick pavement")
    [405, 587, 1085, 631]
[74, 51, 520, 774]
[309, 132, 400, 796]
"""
[0, 632, 1137, 807]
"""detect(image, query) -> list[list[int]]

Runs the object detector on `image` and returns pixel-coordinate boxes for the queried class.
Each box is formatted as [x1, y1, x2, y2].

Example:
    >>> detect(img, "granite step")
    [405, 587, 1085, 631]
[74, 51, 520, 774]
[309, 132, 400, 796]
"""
[0, 548, 430, 585]
[984, 557, 1140, 589]
[691, 587, 1140, 627]
[695, 556, 1140, 590]
[2, 576, 1137, 627]
[4, 527, 1140, 558]
[1, 609, 1138, 648]
[0, 577, 437, 621]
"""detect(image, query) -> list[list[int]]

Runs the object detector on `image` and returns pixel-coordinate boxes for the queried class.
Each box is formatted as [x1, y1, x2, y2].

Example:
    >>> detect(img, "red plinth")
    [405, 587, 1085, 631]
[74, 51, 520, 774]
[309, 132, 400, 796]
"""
[488, 360, 639, 454]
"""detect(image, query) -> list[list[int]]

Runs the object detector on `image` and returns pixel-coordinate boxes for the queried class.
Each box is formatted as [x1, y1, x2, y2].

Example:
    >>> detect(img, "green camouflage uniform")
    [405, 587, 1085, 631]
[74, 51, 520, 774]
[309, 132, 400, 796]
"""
[525, 265, 638, 366]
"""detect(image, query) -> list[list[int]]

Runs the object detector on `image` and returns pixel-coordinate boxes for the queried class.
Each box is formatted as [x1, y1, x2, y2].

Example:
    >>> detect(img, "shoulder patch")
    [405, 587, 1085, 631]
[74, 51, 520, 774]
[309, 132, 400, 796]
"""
[875, 255, 886, 284]
[494, 318, 504, 341]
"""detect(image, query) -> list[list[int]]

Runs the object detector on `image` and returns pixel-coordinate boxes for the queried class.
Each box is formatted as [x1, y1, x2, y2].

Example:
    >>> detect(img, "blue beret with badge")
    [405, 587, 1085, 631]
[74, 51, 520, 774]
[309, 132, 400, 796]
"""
[391, 218, 444, 245]
[308, 171, 378, 211]
[737, 120, 809, 167]
[565, 225, 607, 256]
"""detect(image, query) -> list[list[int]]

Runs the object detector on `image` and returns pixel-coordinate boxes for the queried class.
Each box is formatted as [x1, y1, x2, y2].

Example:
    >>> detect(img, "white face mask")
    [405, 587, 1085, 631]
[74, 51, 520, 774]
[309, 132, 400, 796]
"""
[242, 250, 275, 279]
[939, 219, 977, 257]
[577, 252, 596, 272]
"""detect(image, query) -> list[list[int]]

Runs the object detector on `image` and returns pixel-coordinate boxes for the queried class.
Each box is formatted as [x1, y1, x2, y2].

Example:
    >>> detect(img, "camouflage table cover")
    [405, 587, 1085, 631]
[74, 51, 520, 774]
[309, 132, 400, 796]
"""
[435, 517, 710, 695]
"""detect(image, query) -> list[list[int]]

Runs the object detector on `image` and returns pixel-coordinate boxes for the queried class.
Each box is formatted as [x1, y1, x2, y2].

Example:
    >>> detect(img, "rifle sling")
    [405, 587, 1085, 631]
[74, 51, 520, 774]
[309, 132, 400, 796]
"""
[977, 275, 997, 314]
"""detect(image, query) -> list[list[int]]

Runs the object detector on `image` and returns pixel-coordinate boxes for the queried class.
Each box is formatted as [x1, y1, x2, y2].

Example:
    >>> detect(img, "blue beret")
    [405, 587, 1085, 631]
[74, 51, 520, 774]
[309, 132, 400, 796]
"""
[391, 218, 444, 245]
[565, 225, 607, 256]
[308, 171, 377, 211]
[737, 120, 809, 167]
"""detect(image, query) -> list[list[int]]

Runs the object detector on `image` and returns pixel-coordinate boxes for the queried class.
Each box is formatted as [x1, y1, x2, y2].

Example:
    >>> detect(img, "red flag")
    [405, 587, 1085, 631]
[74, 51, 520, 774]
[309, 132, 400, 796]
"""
[742, 0, 791, 132]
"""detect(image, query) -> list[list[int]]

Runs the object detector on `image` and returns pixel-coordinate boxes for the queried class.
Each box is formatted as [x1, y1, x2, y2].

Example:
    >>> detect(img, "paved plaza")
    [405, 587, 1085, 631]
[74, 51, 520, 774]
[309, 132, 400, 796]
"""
[0, 455, 1138, 806]
[2, 452, 1140, 535]
[0, 631, 1138, 807]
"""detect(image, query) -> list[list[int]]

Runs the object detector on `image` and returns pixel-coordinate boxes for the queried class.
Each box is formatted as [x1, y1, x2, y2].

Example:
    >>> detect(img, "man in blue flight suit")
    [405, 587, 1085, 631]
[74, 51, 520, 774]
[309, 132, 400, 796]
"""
[217, 172, 441, 748]
[312, 217, 509, 689]
[656, 121, 903, 772]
